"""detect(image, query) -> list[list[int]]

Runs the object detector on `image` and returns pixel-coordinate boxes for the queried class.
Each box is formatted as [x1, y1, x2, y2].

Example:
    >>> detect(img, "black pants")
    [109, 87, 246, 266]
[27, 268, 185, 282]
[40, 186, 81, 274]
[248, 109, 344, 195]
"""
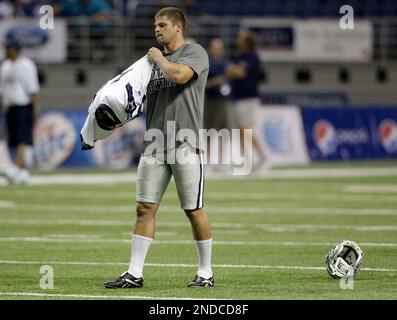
[6, 104, 33, 147]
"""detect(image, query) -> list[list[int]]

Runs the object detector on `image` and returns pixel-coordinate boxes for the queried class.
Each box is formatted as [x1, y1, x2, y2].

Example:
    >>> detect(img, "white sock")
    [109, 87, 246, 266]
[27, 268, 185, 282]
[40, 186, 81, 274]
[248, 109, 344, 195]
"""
[127, 234, 153, 278]
[195, 238, 213, 279]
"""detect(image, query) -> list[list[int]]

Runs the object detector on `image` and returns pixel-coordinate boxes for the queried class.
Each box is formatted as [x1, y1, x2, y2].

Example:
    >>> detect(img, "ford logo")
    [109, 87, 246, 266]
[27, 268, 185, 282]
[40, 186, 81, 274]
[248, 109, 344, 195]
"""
[5, 26, 49, 48]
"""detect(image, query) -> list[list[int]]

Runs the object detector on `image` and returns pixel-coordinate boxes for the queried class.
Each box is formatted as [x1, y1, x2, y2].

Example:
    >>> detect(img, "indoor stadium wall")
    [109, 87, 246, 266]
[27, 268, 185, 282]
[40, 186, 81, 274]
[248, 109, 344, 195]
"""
[38, 62, 397, 108]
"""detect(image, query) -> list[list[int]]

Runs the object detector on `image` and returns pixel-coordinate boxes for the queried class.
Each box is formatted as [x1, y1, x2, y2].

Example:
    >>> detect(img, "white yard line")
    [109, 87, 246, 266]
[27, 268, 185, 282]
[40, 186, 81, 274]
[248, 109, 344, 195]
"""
[344, 185, 397, 193]
[244, 167, 397, 179]
[5, 190, 397, 204]
[45, 234, 102, 239]
[120, 231, 177, 237]
[0, 237, 396, 248]
[0, 292, 219, 300]
[6, 203, 397, 216]
[1, 218, 397, 232]
[0, 260, 395, 273]
[0, 201, 15, 208]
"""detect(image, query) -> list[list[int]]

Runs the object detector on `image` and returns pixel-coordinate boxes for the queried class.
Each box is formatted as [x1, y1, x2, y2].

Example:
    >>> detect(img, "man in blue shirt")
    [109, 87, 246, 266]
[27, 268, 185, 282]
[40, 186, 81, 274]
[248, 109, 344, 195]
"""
[227, 30, 268, 171]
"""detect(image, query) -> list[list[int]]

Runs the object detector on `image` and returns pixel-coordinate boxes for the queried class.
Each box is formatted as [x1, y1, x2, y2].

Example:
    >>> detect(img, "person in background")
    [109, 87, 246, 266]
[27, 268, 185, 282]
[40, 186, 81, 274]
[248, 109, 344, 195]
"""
[0, 39, 40, 184]
[204, 38, 231, 171]
[226, 30, 268, 171]
[0, 106, 15, 174]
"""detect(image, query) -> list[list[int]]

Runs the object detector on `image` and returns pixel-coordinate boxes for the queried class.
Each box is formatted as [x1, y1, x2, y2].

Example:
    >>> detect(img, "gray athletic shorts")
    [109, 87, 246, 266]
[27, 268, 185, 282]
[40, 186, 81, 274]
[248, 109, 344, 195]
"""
[136, 143, 205, 210]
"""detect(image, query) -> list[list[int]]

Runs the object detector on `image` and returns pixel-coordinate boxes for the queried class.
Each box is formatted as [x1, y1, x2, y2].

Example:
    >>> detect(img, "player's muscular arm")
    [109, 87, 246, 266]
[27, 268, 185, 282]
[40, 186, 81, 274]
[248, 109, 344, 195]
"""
[147, 47, 194, 85]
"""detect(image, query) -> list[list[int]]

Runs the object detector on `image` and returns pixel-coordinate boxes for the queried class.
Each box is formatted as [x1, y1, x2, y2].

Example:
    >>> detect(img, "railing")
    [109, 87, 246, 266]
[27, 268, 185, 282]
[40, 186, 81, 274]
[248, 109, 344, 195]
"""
[63, 15, 397, 65]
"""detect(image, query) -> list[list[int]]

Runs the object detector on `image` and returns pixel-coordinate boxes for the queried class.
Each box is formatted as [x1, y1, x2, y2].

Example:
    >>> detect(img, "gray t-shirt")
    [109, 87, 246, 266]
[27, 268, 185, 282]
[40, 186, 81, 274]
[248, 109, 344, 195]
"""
[143, 42, 209, 155]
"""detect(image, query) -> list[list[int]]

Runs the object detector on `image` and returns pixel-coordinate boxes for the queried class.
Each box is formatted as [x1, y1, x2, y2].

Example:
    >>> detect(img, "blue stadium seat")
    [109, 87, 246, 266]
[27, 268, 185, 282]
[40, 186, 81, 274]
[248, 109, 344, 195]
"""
[282, 0, 299, 17]
[198, 0, 219, 15]
[260, 0, 282, 16]
[219, 1, 241, 16]
[298, 0, 321, 18]
[242, 1, 260, 16]
[380, 0, 397, 16]
[321, 0, 343, 17]
[363, 0, 380, 16]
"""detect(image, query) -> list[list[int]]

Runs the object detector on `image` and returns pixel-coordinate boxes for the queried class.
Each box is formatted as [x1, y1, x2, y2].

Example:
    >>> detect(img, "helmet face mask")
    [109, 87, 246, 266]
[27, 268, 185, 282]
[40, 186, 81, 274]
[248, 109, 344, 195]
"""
[325, 240, 364, 279]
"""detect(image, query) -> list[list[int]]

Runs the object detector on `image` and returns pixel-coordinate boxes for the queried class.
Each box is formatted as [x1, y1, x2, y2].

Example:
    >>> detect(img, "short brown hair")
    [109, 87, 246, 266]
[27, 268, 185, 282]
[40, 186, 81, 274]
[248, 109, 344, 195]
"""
[155, 7, 187, 32]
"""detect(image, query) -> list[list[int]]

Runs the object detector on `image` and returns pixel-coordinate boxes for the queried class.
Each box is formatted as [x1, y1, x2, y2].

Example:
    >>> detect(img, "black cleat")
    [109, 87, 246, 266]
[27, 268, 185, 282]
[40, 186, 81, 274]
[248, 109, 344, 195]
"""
[104, 271, 143, 289]
[187, 275, 214, 287]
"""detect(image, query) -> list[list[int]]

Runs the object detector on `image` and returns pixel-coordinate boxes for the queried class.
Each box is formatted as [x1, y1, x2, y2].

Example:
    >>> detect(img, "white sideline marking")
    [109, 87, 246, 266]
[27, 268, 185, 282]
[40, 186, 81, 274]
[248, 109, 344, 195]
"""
[6, 203, 397, 216]
[0, 292, 219, 300]
[0, 260, 395, 273]
[1, 167, 397, 186]
[0, 174, 138, 186]
[1, 237, 397, 248]
[1, 218, 397, 232]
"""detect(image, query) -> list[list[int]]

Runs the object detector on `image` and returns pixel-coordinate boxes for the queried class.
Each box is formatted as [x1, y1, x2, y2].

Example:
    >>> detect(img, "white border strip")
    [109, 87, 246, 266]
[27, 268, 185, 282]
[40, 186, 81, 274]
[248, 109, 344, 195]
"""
[0, 292, 219, 300]
[1, 237, 397, 247]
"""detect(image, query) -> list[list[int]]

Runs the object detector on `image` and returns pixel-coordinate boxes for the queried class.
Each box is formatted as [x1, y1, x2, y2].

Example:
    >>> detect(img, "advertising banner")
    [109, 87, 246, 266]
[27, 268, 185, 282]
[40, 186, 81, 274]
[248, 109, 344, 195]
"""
[0, 18, 67, 63]
[4, 106, 396, 169]
[254, 106, 309, 166]
[301, 107, 397, 160]
[31, 109, 146, 169]
[241, 18, 373, 62]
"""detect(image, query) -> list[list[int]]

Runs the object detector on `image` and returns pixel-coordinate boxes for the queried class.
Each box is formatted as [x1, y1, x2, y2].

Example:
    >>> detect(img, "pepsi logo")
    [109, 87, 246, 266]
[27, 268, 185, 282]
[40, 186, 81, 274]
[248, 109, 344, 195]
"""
[379, 119, 397, 153]
[313, 120, 337, 155]
[33, 112, 76, 169]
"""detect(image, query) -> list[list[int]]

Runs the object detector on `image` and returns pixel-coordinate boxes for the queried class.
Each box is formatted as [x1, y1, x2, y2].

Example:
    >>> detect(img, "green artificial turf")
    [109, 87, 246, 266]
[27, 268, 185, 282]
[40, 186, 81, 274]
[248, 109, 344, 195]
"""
[0, 167, 397, 300]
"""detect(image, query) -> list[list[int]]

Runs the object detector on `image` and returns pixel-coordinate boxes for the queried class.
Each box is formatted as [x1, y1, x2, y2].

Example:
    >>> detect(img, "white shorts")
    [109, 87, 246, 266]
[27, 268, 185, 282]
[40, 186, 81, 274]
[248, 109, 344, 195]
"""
[136, 143, 205, 210]
[233, 98, 261, 128]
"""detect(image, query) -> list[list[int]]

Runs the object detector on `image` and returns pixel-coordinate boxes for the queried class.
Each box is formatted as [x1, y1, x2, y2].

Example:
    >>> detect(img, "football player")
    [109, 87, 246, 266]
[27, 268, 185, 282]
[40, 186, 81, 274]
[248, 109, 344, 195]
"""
[105, 7, 214, 288]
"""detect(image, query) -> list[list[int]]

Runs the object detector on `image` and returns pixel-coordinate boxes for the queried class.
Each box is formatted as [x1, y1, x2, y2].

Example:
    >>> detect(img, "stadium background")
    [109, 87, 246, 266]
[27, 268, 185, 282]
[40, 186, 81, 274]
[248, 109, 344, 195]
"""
[0, 0, 397, 301]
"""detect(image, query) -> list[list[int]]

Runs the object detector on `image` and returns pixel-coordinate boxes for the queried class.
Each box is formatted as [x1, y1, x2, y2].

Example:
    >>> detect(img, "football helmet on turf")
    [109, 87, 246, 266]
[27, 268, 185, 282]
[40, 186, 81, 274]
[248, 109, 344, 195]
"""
[325, 240, 364, 279]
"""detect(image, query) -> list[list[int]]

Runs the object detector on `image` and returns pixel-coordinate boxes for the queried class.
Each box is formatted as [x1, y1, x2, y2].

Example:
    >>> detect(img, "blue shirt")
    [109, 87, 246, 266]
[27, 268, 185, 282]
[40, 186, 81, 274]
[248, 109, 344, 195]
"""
[231, 52, 261, 101]
[206, 58, 229, 98]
